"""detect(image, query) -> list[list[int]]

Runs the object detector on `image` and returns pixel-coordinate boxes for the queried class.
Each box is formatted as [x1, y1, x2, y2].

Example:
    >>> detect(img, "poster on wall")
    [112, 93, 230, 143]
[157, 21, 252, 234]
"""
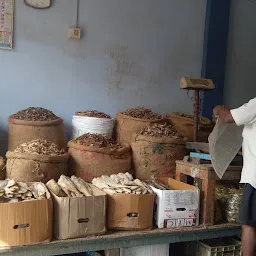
[0, 0, 13, 50]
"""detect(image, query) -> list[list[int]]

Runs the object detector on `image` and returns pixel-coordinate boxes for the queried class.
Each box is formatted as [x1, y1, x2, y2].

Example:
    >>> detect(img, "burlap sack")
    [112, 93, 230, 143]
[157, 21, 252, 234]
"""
[166, 114, 213, 142]
[116, 112, 164, 145]
[8, 118, 67, 151]
[131, 134, 187, 180]
[68, 141, 132, 182]
[6, 151, 69, 183]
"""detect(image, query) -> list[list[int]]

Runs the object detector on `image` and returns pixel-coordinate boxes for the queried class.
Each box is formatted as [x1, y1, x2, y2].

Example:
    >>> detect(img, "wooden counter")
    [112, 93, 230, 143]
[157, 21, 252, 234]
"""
[0, 224, 241, 256]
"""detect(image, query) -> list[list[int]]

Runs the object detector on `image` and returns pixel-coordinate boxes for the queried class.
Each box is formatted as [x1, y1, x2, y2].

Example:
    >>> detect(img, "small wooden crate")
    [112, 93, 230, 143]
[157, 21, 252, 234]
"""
[175, 161, 242, 225]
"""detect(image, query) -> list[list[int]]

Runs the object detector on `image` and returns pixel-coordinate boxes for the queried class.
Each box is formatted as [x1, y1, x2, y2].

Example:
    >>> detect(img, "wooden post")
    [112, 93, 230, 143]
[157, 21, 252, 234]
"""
[201, 179, 216, 225]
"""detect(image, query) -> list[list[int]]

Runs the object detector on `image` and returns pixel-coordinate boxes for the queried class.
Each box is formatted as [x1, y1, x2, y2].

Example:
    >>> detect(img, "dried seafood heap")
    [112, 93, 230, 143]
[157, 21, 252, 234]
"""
[138, 123, 182, 139]
[122, 107, 162, 120]
[10, 107, 58, 121]
[46, 175, 100, 197]
[0, 179, 48, 203]
[173, 112, 213, 126]
[14, 139, 65, 156]
[76, 110, 111, 119]
[72, 133, 121, 149]
[146, 176, 170, 190]
[216, 183, 243, 223]
[92, 173, 153, 195]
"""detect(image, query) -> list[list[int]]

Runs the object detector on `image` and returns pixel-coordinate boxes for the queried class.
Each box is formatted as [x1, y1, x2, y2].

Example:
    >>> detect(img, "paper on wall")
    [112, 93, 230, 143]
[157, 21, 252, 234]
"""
[209, 118, 243, 179]
[0, 0, 13, 50]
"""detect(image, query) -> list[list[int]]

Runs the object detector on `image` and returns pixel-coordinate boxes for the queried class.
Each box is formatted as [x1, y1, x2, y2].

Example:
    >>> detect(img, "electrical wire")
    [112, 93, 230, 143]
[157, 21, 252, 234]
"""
[73, 0, 79, 27]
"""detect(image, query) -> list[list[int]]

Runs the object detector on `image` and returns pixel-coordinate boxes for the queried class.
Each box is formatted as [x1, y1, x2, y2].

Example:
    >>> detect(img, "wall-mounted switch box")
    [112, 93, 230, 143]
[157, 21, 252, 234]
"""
[68, 27, 81, 40]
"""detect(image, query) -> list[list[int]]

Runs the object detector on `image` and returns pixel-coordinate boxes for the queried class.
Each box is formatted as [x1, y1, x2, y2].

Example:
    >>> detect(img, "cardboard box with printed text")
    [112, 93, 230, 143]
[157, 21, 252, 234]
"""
[151, 178, 200, 228]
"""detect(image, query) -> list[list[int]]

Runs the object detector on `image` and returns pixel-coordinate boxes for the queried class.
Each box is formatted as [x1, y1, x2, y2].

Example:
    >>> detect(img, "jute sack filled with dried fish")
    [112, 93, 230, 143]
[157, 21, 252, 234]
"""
[68, 134, 132, 182]
[6, 140, 68, 183]
[8, 107, 66, 151]
[166, 113, 214, 142]
[116, 108, 164, 145]
[131, 123, 187, 180]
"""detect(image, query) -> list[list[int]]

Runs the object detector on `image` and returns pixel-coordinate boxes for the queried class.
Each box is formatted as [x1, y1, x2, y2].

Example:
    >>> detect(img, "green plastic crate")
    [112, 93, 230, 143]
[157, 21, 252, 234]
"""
[198, 238, 242, 256]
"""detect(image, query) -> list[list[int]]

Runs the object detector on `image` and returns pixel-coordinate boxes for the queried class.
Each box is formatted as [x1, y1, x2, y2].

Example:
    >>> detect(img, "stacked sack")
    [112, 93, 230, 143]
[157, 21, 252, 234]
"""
[6, 107, 68, 183]
[6, 139, 68, 183]
[8, 107, 66, 150]
[116, 107, 164, 145]
[131, 123, 187, 180]
[166, 112, 214, 142]
[68, 133, 131, 182]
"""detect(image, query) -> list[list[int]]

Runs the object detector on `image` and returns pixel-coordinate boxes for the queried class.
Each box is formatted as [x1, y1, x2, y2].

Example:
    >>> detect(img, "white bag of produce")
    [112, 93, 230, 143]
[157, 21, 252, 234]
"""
[120, 244, 169, 256]
[72, 115, 114, 139]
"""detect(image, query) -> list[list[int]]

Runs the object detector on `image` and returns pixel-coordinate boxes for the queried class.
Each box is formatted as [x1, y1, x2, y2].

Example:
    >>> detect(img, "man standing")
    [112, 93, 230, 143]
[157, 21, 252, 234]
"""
[214, 99, 256, 256]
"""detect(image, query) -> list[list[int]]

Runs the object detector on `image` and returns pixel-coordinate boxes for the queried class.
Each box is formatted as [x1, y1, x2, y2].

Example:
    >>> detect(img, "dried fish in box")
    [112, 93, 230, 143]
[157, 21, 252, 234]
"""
[92, 173, 153, 195]
[0, 179, 48, 203]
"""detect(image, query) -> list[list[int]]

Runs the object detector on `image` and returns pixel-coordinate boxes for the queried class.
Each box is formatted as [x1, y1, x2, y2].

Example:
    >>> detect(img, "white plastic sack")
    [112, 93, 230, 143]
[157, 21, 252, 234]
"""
[72, 115, 114, 139]
[209, 118, 243, 179]
[120, 244, 169, 256]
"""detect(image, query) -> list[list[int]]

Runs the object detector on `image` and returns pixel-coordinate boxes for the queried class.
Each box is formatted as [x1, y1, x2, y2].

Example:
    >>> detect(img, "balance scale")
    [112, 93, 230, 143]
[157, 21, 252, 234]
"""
[180, 77, 243, 164]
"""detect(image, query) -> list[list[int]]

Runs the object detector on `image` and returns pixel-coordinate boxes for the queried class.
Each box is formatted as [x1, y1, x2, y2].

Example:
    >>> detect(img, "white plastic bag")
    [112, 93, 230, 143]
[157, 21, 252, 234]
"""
[209, 118, 243, 178]
[71, 115, 114, 139]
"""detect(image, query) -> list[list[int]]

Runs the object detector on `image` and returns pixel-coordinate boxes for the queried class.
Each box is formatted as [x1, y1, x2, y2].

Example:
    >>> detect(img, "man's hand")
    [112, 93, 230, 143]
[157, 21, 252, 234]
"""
[213, 105, 234, 123]
[213, 105, 225, 117]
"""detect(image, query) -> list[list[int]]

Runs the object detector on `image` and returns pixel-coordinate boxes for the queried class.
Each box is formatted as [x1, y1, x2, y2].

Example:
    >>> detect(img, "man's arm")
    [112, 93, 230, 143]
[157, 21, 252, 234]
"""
[213, 106, 234, 123]
[213, 98, 256, 126]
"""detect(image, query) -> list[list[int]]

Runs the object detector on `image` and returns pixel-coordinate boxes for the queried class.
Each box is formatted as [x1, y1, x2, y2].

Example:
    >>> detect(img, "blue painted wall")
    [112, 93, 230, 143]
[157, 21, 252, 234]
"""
[201, 0, 231, 119]
[0, 0, 206, 154]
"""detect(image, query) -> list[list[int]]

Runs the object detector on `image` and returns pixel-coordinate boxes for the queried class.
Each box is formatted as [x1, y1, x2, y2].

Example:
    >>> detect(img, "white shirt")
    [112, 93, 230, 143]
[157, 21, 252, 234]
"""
[231, 97, 256, 189]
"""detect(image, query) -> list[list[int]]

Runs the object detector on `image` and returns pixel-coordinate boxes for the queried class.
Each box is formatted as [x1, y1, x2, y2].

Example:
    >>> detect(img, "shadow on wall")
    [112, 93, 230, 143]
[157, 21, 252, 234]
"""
[0, 128, 8, 157]
[65, 123, 72, 143]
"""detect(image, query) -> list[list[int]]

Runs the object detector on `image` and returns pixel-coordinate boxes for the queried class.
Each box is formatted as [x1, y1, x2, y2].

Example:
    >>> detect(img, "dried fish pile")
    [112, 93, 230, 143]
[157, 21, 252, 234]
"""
[92, 173, 153, 195]
[76, 110, 111, 119]
[216, 184, 243, 223]
[14, 139, 65, 156]
[46, 175, 99, 197]
[146, 178, 170, 190]
[73, 133, 121, 149]
[122, 107, 162, 120]
[10, 107, 58, 121]
[0, 179, 48, 203]
[138, 123, 182, 139]
[173, 112, 212, 126]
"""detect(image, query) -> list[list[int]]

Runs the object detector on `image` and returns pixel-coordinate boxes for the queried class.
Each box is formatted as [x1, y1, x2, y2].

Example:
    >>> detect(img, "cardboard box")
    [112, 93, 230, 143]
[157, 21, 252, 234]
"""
[120, 244, 169, 256]
[107, 193, 154, 230]
[0, 184, 52, 247]
[152, 178, 200, 228]
[52, 188, 107, 239]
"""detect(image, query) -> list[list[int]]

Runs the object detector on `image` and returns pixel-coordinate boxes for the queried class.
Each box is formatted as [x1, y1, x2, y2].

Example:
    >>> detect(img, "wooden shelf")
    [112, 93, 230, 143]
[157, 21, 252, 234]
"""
[0, 224, 241, 256]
